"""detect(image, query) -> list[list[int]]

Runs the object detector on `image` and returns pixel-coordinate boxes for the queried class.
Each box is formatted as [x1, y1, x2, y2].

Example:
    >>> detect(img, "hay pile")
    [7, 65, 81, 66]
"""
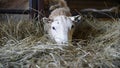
[0, 17, 120, 68]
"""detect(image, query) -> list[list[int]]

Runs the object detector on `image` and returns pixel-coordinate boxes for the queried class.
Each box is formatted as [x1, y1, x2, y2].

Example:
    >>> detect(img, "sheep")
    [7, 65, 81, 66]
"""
[42, 0, 81, 44]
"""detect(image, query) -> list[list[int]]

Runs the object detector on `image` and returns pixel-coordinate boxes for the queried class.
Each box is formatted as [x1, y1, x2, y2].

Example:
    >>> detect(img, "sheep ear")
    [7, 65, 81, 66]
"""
[42, 17, 53, 23]
[69, 15, 82, 23]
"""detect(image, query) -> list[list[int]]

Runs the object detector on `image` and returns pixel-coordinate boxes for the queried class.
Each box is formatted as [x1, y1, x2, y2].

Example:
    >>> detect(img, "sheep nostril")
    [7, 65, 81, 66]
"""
[61, 41, 68, 44]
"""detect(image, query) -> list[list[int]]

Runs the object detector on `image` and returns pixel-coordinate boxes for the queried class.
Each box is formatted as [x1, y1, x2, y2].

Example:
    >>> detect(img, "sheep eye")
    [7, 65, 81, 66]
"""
[71, 25, 74, 29]
[52, 27, 56, 30]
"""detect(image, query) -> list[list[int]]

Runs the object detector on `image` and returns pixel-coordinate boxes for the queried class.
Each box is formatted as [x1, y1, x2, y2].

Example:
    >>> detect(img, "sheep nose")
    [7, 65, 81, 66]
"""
[55, 39, 68, 44]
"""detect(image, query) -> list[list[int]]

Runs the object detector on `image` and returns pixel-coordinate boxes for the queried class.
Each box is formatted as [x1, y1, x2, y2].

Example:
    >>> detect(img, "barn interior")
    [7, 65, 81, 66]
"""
[0, 0, 120, 68]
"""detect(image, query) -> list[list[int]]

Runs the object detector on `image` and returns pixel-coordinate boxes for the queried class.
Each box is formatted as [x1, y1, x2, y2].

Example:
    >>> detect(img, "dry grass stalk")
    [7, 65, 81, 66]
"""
[0, 15, 120, 68]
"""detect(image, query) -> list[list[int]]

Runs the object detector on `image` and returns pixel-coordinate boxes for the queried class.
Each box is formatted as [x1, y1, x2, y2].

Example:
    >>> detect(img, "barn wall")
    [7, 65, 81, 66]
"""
[0, 0, 29, 9]
[43, 0, 120, 16]
[0, 0, 119, 11]
[0, 0, 29, 21]
[0, 0, 119, 18]
[66, 0, 119, 10]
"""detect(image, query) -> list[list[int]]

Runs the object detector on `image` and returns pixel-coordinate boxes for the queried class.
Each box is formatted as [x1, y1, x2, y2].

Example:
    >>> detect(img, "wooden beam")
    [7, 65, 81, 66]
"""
[38, 0, 44, 19]
[29, 0, 44, 20]
[29, 0, 38, 20]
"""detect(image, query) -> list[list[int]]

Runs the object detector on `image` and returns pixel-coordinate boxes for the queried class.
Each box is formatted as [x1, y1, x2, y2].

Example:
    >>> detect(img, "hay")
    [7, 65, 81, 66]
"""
[0, 17, 120, 68]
